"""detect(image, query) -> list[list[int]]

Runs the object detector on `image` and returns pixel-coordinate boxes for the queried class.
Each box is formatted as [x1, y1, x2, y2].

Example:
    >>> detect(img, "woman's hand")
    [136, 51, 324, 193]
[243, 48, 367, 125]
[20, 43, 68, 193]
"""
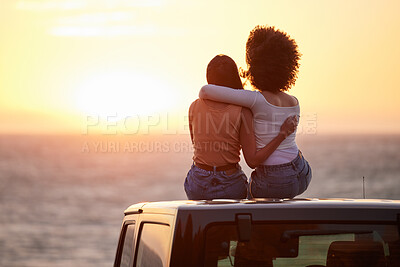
[279, 115, 298, 138]
[241, 109, 298, 169]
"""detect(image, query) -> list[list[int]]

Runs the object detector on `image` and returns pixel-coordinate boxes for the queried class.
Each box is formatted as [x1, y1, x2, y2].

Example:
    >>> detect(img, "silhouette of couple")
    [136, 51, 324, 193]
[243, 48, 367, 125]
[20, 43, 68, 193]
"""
[185, 25, 312, 200]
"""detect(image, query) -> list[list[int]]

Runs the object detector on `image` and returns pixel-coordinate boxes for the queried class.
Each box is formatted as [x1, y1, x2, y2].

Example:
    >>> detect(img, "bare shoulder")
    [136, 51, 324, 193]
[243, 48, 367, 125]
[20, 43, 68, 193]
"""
[283, 93, 298, 106]
[189, 98, 201, 107]
[189, 99, 200, 113]
[261, 91, 298, 107]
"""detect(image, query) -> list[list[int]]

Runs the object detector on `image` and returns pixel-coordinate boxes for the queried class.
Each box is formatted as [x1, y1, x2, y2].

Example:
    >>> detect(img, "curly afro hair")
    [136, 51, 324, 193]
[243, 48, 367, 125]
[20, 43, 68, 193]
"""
[242, 25, 301, 93]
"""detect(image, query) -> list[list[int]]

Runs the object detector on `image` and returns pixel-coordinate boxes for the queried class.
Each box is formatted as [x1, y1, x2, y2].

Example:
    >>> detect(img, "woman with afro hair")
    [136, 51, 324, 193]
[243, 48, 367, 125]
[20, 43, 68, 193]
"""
[199, 25, 312, 199]
[185, 54, 297, 200]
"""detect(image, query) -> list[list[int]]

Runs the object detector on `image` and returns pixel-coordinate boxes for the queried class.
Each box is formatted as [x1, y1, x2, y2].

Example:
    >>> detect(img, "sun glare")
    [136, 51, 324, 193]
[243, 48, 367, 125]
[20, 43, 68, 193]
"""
[74, 71, 175, 119]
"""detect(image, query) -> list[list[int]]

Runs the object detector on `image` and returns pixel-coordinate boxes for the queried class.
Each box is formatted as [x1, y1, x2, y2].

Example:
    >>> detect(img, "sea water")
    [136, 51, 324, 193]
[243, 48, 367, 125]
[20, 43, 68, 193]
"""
[0, 134, 399, 266]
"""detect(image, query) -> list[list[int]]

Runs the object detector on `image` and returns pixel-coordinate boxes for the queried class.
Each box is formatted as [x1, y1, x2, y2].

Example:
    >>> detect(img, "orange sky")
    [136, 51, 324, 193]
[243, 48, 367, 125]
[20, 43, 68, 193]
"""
[1, 0, 400, 134]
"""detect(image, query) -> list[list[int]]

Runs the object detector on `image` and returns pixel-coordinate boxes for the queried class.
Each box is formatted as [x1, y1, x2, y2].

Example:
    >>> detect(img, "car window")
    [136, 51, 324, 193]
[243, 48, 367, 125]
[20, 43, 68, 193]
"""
[135, 223, 171, 267]
[205, 223, 400, 267]
[119, 224, 136, 267]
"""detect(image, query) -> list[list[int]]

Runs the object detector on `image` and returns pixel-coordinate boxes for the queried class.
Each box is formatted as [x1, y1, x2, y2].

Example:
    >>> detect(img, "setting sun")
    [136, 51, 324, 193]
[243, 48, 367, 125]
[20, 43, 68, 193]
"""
[1, 0, 400, 134]
[1, 1, 400, 267]
[74, 71, 177, 119]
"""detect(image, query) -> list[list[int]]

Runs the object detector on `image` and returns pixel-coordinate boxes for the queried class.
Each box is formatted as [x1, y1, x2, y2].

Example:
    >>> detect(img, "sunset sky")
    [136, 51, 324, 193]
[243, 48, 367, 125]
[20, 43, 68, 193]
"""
[1, 0, 399, 134]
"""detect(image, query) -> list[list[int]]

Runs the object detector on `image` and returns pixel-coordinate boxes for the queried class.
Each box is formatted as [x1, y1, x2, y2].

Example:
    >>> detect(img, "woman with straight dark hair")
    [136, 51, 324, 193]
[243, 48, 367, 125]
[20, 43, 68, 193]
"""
[200, 26, 312, 199]
[185, 54, 297, 200]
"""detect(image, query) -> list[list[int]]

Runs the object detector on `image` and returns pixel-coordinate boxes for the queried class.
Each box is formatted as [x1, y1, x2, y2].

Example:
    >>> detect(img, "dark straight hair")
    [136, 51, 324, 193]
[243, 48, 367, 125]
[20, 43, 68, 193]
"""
[206, 55, 243, 89]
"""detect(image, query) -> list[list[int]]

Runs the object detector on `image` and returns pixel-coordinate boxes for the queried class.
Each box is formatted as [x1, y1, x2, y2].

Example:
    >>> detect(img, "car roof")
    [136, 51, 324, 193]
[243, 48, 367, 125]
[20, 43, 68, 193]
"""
[124, 198, 400, 216]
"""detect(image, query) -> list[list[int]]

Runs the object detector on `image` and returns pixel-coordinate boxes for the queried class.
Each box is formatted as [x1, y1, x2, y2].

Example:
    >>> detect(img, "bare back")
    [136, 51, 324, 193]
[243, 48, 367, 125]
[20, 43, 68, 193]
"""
[260, 91, 298, 107]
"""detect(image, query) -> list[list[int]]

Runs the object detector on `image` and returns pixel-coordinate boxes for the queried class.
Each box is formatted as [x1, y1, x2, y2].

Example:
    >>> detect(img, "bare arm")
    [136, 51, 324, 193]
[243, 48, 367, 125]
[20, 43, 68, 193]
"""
[240, 108, 297, 169]
[188, 102, 194, 144]
[199, 84, 257, 108]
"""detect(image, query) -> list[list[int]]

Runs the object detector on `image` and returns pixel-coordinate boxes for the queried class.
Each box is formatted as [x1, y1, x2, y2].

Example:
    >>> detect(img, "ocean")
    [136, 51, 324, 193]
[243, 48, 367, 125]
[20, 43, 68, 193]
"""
[0, 134, 399, 266]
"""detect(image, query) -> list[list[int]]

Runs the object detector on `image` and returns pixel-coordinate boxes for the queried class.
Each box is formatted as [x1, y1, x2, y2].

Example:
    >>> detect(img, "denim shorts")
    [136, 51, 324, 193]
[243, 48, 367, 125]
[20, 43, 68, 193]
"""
[249, 151, 312, 199]
[184, 164, 248, 200]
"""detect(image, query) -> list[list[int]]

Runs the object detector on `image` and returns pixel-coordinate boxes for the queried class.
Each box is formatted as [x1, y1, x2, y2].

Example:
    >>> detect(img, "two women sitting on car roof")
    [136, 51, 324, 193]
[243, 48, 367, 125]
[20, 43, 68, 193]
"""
[184, 25, 312, 200]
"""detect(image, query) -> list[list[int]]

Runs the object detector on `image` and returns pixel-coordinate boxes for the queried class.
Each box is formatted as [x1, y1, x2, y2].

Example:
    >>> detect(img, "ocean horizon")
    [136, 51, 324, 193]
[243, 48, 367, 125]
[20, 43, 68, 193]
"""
[0, 133, 399, 266]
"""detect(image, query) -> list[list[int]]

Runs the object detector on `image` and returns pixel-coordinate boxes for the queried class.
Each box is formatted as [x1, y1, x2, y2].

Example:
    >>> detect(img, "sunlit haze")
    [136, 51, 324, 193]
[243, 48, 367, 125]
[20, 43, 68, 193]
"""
[1, 0, 400, 134]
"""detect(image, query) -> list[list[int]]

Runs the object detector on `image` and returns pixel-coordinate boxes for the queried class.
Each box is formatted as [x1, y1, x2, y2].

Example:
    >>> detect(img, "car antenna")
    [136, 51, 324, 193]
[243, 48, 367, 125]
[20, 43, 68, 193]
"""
[363, 176, 366, 199]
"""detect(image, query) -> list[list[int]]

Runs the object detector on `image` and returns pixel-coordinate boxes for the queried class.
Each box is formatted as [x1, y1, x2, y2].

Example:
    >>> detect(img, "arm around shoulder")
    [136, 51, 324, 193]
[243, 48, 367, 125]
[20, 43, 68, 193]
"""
[240, 109, 293, 169]
[199, 84, 257, 108]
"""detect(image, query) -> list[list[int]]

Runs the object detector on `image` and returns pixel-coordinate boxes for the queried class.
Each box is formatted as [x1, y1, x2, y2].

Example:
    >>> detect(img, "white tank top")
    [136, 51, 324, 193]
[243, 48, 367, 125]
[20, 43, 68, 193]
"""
[199, 85, 300, 165]
[252, 92, 299, 165]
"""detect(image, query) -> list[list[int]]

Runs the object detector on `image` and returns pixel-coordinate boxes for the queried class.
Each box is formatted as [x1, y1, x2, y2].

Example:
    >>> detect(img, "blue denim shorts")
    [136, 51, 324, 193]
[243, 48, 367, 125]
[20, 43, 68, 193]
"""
[184, 164, 248, 200]
[249, 151, 312, 199]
